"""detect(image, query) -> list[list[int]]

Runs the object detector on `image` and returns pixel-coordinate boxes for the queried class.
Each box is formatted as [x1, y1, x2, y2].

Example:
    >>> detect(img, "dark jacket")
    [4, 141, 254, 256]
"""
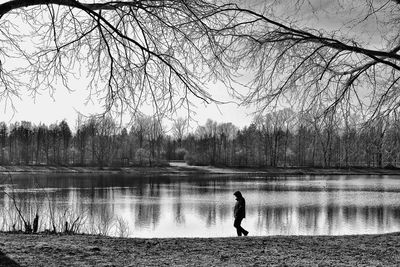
[234, 192, 246, 219]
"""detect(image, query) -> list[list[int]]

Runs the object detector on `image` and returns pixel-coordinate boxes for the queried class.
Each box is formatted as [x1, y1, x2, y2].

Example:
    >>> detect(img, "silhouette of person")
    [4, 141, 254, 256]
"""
[233, 191, 249, 236]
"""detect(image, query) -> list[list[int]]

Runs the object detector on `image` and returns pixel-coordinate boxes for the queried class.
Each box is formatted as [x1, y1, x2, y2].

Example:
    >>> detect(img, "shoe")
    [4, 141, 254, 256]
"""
[244, 231, 249, 236]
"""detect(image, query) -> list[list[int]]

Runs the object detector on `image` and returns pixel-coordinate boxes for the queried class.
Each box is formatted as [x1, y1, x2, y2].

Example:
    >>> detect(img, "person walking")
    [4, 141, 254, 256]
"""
[233, 191, 249, 236]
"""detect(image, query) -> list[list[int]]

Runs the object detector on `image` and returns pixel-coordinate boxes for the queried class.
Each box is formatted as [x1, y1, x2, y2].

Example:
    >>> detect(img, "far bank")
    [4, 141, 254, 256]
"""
[1, 162, 400, 176]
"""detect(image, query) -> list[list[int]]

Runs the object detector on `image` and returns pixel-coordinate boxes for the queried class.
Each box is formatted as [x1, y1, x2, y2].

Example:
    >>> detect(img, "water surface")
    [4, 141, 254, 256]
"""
[1, 173, 400, 237]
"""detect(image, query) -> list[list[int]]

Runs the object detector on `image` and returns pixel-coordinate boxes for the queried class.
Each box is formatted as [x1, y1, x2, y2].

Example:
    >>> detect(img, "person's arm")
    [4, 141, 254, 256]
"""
[235, 199, 245, 218]
[234, 201, 241, 218]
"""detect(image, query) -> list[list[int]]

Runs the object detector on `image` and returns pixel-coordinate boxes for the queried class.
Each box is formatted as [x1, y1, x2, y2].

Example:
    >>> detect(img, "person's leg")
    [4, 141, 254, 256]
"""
[233, 217, 243, 236]
[235, 217, 248, 236]
[241, 227, 249, 236]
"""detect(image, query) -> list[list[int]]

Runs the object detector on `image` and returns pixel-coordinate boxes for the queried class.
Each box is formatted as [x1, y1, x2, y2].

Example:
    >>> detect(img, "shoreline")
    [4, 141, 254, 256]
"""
[1, 232, 399, 266]
[0, 164, 400, 176]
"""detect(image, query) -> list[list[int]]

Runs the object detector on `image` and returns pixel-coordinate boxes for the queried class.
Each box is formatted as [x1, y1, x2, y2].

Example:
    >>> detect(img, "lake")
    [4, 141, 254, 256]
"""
[1, 173, 400, 237]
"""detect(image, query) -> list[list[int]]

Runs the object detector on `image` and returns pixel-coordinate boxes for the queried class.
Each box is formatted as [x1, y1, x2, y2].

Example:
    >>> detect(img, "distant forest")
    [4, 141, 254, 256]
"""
[0, 108, 399, 168]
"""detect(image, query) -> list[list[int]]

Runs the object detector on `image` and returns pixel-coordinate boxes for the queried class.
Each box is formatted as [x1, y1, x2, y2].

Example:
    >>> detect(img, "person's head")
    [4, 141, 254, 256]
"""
[233, 191, 243, 199]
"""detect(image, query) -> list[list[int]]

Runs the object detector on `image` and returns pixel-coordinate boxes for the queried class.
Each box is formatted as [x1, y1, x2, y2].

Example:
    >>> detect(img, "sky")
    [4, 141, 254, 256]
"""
[0, 0, 389, 130]
[0, 81, 255, 130]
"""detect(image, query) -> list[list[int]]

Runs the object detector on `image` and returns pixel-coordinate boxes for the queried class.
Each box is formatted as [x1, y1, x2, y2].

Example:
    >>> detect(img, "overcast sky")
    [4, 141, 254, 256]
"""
[0, 0, 389, 130]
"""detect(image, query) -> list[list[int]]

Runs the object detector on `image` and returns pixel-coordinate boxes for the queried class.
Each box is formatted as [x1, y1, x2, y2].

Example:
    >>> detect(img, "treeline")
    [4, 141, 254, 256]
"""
[1, 109, 400, 168]
[182, 109, 400, 168]
[0, 116, 166, 167]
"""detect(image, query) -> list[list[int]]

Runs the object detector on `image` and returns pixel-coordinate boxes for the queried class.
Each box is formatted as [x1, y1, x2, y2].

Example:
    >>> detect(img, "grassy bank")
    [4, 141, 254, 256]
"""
[0, 232, 400, 266]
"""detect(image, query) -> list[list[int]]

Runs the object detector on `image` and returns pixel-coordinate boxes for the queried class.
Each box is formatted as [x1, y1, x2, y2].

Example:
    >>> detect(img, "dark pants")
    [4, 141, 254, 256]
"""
[234, 217, 248, 236]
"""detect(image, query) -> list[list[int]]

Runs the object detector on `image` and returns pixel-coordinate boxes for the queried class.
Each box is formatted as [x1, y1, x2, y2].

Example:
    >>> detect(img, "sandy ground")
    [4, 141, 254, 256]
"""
[1, 232, 400, 266]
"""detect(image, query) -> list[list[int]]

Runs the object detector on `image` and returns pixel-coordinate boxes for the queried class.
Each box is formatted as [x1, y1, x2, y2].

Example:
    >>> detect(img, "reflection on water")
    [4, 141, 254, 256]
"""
[1, 174, 400, 237]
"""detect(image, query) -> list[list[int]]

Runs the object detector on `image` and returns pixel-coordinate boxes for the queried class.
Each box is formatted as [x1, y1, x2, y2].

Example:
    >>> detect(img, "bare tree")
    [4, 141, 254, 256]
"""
[92, 115, 117, 167]
[59, 120, 72, 164]
[130, 114, 151, 149]
[148, 116, 164, 162]
[0, 1, 399, 121]
[216, 122, 237, 165]
[0, 122, 7, 164]
[231, 1, 400, 119]
[0, 0, 242, 118]
[171, 117, 187, 147]
[75, 115, 90, 165]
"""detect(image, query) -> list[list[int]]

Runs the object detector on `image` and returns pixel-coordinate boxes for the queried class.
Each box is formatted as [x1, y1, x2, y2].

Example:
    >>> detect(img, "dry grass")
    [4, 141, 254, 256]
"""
[1, 232, 400, 266]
